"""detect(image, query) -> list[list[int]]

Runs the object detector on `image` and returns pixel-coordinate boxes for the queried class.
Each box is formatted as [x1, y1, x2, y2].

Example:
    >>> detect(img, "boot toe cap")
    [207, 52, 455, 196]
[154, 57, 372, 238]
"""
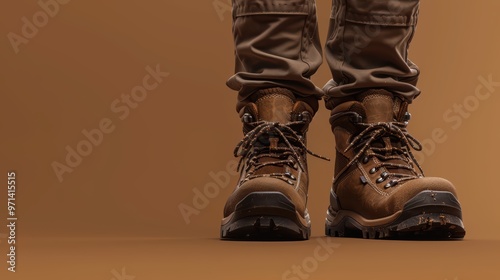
[388, 177, 459, 214]
[223, 177, 307, 218]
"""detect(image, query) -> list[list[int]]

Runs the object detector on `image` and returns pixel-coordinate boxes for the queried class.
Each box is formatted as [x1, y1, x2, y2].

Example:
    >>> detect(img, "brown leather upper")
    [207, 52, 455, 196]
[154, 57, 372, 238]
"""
[330, 90, 458, 219]
[224, 88, 315, 218]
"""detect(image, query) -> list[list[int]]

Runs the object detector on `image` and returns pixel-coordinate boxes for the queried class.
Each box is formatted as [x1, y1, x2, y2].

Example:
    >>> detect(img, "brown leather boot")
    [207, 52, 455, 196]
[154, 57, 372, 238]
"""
[326, 90, 466, 239]
[221, 88, 325, 240]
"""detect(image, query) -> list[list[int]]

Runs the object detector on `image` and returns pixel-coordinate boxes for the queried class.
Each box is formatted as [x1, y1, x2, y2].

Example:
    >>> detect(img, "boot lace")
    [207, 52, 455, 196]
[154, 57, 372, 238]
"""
[234, 120, 329, 184]
[337, 112, 424, 189]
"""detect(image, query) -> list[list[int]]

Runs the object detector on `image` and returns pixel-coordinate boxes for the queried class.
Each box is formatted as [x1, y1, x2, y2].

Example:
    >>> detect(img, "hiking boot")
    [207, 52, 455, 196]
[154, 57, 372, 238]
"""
[325, 90, 466, 239]
[221, 88, 325, 240]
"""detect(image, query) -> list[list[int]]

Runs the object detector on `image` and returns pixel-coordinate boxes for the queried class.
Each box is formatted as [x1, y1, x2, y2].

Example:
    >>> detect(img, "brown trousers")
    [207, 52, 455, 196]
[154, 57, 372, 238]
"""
[227, 0, 421, 111]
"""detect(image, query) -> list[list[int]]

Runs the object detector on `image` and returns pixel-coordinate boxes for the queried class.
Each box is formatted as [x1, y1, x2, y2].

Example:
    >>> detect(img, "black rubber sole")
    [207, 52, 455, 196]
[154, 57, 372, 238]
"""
[221, 192, 310, 241]
[325, 191, 466, 240]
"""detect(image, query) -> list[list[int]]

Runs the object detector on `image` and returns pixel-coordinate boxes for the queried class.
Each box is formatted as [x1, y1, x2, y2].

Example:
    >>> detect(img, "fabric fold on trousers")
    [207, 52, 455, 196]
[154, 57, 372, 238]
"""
[227, 0, 324, 112]
[323, 0, 421, 109]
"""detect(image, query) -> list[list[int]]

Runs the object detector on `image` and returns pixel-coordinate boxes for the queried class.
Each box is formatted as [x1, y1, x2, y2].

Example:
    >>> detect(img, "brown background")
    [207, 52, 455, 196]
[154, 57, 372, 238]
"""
[1, 0, 500, 279]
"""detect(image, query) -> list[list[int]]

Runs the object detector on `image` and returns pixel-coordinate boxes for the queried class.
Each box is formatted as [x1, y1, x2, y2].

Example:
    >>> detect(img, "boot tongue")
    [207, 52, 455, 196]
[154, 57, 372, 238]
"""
[358, 90, 395, 123]
[254, 88, 295, 123]
[358, 90, 396, 152]
[358, 90, 416, 176]
[249, 88, 297, 175]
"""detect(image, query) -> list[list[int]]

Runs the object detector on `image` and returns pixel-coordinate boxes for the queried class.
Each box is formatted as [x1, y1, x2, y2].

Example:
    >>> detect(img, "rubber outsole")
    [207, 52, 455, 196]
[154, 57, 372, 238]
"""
[221, 192, 310, 241]
[325, 191, 466, 240]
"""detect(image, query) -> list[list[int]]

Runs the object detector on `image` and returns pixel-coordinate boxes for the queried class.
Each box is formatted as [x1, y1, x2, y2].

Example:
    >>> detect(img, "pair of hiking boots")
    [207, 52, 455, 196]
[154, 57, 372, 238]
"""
[221, 88, 465, 240]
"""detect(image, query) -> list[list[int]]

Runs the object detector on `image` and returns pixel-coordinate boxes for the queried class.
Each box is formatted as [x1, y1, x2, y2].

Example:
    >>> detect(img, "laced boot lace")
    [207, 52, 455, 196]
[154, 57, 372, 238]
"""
[335, 112, 424, 189]
[234, 118, 329, 185]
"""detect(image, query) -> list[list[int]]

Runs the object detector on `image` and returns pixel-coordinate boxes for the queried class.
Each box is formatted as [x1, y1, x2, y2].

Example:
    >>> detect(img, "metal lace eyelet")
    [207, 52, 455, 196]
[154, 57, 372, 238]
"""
[403, 112, 412, 122]
[369, 168, 378, 174]
[360, 176, 368, 185]
[297, 112, 311, 123]
[376, 177, 386, 184]
[285, 172, 296, 180]
[384, 180, 398, 189]
[381, 172, 389, 179]
[362, 156, 369, 164]
[242, 113, 254, 123]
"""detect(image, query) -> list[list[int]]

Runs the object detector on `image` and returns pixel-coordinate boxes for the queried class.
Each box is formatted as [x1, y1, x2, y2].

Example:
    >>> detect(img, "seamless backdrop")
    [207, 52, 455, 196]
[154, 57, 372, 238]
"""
[1, 0, 500, 279]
